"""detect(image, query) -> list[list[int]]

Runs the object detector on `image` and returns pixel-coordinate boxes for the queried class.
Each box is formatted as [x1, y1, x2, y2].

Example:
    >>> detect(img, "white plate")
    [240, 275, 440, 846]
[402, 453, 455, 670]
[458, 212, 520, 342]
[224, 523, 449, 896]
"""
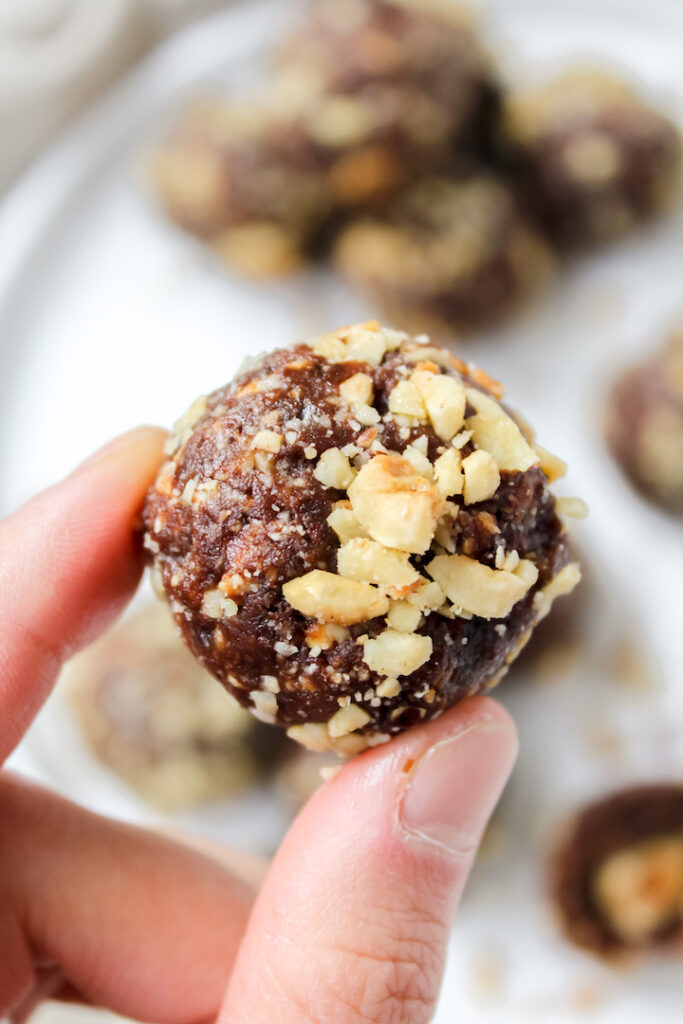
[2, 0, 683, 1020]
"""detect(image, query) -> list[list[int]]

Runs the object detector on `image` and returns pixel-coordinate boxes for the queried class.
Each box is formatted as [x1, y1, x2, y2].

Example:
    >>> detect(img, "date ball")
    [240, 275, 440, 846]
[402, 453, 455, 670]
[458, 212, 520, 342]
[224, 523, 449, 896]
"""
[275, 0, 501, 181]
[333, 174, 554, 336]
[66, 604, 284, 810]
[151, 99, 332, 278]
[552, 785, 683, 958]
[605, 329, 683, 513]
[501, 69, 681, 249]
[143, 322, 580, 755]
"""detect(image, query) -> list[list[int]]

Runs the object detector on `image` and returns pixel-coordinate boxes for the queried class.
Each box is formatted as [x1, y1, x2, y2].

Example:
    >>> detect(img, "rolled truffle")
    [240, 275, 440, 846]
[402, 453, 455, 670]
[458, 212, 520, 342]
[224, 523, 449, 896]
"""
[275, 0, 501, 187]
[66, 603, 284, 810]
[551, 785, 683, 958]
[150, 0, 499, 277]
[605, 329, 683, 513]
[333, 174, 553, 335]
[150, 98, 333, 277]
[143, 322, 580, 754]
[501, 69, 681, 249]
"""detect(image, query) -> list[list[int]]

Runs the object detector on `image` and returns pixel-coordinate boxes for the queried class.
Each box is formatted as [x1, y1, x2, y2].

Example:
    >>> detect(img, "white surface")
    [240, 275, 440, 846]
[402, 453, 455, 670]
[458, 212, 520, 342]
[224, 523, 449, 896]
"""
[1, 0, 683, 1020]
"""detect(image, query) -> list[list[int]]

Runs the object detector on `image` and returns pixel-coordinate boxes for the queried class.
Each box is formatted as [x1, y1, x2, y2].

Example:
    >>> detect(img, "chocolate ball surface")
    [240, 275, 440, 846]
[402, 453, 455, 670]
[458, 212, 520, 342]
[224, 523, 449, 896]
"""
[333, 174, 553, 335]
[605, 329, 683, 513]
[143, 322, 579, 754]
[501, 69, 681, 249]
[552, 785, 683, 957]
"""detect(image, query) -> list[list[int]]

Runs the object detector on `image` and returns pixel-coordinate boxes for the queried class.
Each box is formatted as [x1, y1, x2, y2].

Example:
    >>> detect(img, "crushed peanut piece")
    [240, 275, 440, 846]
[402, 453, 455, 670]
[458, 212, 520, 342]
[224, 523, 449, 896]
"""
[387, 601, 422, 632]
[412, 370, 467, 441]
[283, 570, 389, 625]
[427, 554, 536, 619]
[252, 429, 282, 453]
[433, 448, 463, 496]
[362, 629, 433, 676]
[340, 372, 374, 406]
[349, 453, 444, 554]
[534, 443, 567, 483]
[201, 588, 238, 619]
[556, 496, 589, 519]
[286, 722, 330, 752]
[376, 677, 402, 698]
[314, 448, 357, 489]
[534, 562, 581, 619]
[337, 538, 420, 590]
[462, 449, 501, 504]
[594, 837, 683, 944]
[465, 389, 539, 471]
[387, 379, 428, 420]
[328, 703, 372, 738]
[327, 503, 367, 542]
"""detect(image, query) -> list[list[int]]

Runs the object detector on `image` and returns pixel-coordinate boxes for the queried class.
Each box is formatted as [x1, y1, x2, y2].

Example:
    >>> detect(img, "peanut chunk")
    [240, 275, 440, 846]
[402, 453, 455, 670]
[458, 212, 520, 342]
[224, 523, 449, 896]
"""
[348, 454, 444, 555]
[434, 448, 463, 496]
[312, 323, 386, 365]
[426, 554, 536, 619]
[387, 601, 422, 632]
[201, 588, 238, 619]
[594, 837, 683, 945]
[362, 629, 433, 676]
[327, 503, 367, 543]
[534, 562, 581, 619]
[337, 538, 420, 590]
[314, 448, 357, 489]
[252, 429, 282, 453]
[556, 496, 589, 519]
[251, 690, 278, 722]
[462, 449, 500, 504]
[305, 622, 350, 650]
[534, 443, 567, 483]
[406, 578, 446, 612]
[375, 677, 402, 698]
[412, 370, 467, 441]
[328, 704, 372, 738]
[340, 372, 374, 406]
[465, 389, 539, 471]
[387, 379, 428, 420]
[283, 570, 389, 625]
[286, 722, 330, 752]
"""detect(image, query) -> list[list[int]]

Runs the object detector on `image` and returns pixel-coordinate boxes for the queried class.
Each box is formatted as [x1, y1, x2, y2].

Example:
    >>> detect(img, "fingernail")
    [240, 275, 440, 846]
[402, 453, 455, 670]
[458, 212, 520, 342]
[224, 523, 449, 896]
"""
[74, 426, 166, 473]
[399, 720, 518, 856]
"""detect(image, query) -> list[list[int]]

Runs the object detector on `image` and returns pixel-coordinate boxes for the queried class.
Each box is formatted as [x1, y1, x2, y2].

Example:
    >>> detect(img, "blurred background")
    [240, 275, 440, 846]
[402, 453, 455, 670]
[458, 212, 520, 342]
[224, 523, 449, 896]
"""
[1, 1, 683, 1021]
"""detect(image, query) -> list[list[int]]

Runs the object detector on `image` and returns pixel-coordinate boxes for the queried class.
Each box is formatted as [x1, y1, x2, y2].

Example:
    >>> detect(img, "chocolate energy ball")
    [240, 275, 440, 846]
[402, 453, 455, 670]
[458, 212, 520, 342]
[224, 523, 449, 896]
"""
[143, 322, 580, 755]
[150, 98, 334, 277]
[551, 785, 683, 958]
[333, 175, 554, 335]
[66, 604, 284, 811]
[275, 0, 500, 176]
[501, 69, 681, 249]
[605, 329, 683, 513]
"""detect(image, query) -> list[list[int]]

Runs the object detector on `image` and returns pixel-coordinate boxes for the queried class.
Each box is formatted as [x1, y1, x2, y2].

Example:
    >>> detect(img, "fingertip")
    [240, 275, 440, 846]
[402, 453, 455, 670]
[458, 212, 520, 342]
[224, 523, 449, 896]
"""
[73, 424, 168, 478]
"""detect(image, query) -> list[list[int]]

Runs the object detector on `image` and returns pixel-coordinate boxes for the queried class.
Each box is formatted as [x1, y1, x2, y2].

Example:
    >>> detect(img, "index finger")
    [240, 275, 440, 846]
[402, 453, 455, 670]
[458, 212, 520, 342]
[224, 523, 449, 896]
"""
[0, 426, 166, 762]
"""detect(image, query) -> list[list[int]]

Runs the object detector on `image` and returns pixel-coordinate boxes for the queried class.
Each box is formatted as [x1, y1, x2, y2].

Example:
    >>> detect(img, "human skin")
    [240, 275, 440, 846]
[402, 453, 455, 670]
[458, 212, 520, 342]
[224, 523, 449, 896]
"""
[0, 426, 517, 1023]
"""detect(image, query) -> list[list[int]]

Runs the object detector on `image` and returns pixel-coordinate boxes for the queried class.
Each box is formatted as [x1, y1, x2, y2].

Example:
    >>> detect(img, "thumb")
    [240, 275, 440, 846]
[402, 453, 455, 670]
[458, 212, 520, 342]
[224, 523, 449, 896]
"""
[220, 696, 517, 1024]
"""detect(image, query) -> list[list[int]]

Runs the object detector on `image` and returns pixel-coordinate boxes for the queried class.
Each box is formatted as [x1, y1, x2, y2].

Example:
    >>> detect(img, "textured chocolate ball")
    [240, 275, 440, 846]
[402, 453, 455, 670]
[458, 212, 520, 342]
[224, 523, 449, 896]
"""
[143, 322, 579, 754]
[333, 174, 553, 335]
[501, 69, 681, 249]
[150, 0, 500, 277]
[150, 98, 333, 278]
[66, 603, 284, 810]
[275, 0, 501, 178]
[551, 785, 683, 958]
[605, 330, 683, 513]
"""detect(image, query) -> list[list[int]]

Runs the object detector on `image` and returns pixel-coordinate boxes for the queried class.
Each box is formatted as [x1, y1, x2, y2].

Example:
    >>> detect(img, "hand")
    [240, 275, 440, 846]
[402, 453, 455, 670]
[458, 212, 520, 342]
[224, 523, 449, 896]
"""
[0, 427, 518, 1024]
